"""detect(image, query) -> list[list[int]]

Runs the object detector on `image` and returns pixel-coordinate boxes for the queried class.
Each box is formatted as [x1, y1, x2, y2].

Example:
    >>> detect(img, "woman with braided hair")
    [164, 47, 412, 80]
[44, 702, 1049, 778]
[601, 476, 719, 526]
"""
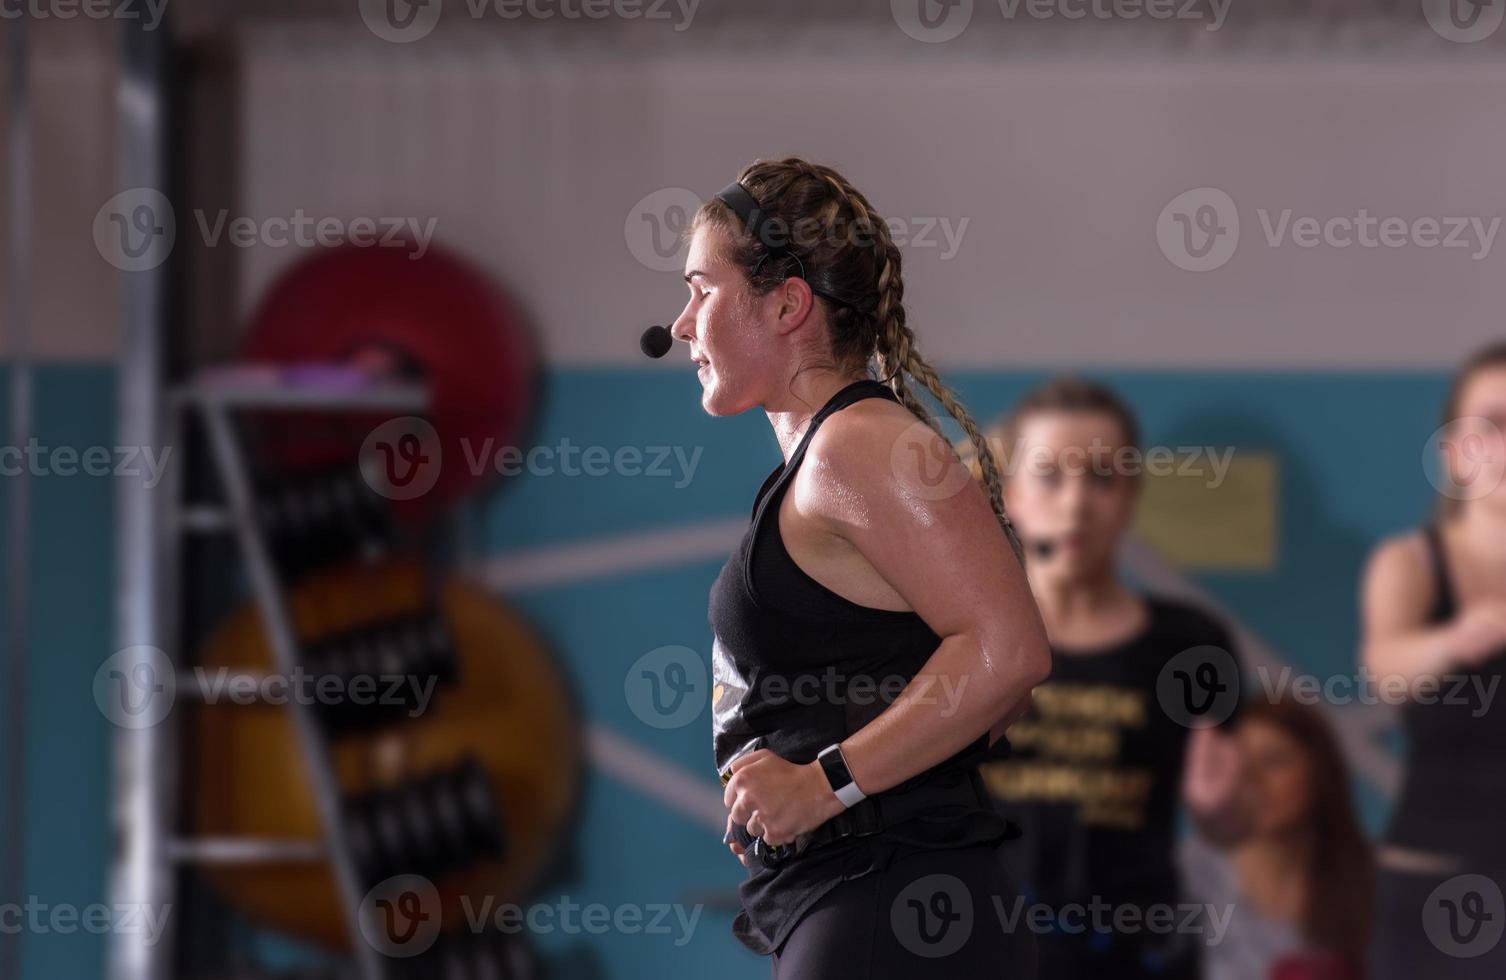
[671, 157, 1051, 977]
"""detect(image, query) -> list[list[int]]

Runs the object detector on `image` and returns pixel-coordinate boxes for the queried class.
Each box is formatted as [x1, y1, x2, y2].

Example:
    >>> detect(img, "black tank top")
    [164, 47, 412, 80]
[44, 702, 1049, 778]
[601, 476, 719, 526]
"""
[1384, 521, 1506, 862]
[707, 378, 1012, 954]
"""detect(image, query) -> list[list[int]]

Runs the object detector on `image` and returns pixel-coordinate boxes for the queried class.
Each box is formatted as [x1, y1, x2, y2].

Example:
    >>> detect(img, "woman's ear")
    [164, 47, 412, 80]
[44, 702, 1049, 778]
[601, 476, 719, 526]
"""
[771, 276, 816, 334]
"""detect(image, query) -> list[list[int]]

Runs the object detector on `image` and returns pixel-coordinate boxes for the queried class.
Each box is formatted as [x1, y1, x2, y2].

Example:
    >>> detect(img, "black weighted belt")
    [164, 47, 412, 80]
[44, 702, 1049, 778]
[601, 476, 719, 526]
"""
[725, 767, 993, 871]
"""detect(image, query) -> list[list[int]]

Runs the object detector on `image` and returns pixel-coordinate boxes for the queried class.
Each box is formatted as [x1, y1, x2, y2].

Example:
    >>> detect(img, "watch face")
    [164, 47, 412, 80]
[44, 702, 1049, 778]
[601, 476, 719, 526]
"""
[819, 746, 851, 789]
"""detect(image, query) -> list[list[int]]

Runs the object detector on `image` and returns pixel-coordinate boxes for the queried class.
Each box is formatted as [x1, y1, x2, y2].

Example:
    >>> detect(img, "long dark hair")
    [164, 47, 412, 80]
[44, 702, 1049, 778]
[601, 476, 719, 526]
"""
[1241, 697, 1374, 962]
[691, 157, 1025, 565]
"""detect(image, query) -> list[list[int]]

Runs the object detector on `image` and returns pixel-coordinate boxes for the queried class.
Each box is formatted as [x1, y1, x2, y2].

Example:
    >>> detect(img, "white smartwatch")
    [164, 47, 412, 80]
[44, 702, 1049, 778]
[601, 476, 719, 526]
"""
[817, 743, 867, 808]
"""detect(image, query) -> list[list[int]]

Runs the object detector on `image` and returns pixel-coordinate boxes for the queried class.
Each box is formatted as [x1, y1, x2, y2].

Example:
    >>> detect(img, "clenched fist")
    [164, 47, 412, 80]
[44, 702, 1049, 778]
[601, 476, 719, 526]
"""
[723, 748, 846, 850]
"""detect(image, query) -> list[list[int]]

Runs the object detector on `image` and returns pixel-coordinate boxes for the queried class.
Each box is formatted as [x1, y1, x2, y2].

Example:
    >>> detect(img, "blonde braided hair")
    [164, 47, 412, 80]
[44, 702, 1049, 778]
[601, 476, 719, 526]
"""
[695, 157, 1025, 566]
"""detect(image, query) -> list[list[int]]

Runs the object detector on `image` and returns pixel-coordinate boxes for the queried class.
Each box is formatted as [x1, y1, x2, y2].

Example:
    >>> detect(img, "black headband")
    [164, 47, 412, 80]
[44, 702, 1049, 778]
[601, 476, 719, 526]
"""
[712, 180, 872, 312]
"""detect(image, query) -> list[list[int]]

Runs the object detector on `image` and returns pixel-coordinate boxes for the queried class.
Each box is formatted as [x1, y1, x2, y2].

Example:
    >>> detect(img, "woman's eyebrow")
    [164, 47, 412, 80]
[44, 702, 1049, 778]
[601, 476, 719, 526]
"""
[683, 270, 707, 283]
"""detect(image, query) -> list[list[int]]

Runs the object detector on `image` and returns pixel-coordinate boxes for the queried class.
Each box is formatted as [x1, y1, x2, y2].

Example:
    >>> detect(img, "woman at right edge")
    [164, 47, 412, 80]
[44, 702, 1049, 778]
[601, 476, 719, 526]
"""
[668, 158, 1052, 977]
[1360, 341, 1506, 979]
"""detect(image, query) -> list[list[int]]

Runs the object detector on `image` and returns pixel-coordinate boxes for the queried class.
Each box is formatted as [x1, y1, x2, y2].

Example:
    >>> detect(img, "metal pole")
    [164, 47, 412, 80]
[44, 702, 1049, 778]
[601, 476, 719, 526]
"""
[200, 405, 385, 980]
[2, 13, 33, 980]
[108, 11, 173, 980]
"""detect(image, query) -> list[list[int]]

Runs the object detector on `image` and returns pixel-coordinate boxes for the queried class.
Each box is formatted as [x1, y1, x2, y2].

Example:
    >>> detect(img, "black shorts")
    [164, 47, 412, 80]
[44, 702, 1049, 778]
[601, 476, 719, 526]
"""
[770, 842, 1038, 979]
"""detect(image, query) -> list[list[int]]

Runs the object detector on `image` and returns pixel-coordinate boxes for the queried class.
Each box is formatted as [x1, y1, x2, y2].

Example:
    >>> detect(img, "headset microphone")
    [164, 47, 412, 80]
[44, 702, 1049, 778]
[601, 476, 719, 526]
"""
[1028, 536, 1057, 559]
[640, 324, 673, 358]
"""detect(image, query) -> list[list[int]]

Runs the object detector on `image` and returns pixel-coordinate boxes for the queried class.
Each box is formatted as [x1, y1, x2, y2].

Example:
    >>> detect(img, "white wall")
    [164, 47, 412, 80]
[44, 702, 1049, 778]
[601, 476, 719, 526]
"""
[231, 24, 1506, 371]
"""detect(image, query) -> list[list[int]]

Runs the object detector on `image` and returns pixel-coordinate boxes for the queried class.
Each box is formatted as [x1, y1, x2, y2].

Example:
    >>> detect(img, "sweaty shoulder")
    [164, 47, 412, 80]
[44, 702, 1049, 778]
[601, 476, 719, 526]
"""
[791, 397, 964, 532]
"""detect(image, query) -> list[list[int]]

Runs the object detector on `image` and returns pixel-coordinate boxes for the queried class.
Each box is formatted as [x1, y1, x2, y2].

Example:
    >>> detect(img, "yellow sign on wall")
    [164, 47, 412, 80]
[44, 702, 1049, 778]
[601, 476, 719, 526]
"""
[1133, 452, 1277, 570]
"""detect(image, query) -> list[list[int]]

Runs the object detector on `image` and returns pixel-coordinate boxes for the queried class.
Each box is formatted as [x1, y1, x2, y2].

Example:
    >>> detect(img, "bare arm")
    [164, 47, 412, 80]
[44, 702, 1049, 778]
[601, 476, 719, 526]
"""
[722, 406, 1051, 852]
[1360, 532, 1506, 688]
[806, 410, 1052, 796]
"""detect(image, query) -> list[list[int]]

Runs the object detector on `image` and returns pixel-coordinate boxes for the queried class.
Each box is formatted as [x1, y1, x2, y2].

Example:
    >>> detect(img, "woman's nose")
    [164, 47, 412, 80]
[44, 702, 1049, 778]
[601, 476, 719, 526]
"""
[670, 305, 695, 345]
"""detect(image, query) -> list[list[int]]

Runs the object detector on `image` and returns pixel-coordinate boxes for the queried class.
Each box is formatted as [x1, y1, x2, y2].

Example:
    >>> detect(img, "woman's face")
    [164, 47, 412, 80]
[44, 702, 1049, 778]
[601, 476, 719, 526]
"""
[1238, 718, 1313, 838]
[1446, 365, 1506, 513]
[670, 222, 779, 416]
[1001, 409, 1137, 581]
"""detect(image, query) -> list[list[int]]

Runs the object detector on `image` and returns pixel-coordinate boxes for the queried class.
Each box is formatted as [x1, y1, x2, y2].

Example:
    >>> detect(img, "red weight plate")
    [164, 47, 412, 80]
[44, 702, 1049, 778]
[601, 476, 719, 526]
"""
[240, 242, 536, 522]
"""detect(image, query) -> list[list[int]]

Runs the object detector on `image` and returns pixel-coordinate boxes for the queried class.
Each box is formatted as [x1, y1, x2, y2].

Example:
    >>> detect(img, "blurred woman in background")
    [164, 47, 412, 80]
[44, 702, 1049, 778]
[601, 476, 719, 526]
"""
[1360, 341, 1506, 979]
[975, 376, 1245, 980]
[1181, 696, 1373, 980]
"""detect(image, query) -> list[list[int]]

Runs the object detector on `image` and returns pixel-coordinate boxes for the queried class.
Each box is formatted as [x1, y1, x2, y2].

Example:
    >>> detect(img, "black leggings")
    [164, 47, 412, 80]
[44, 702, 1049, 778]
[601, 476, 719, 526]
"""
[770, 843, 1038, 979]
[1372, 864, 1506, 980]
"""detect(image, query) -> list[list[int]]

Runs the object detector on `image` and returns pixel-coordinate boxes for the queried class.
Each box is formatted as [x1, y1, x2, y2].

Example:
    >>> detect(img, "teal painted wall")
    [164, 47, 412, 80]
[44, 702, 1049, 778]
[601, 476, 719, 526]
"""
[0, 366, 1452, 978]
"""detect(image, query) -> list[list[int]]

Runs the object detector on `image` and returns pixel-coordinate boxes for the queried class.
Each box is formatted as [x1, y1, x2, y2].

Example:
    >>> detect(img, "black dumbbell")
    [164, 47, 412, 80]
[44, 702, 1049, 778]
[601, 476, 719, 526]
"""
[343, 757, 505, 888]
[254, 466, 394, 576]
[304, 611, 458, 735]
